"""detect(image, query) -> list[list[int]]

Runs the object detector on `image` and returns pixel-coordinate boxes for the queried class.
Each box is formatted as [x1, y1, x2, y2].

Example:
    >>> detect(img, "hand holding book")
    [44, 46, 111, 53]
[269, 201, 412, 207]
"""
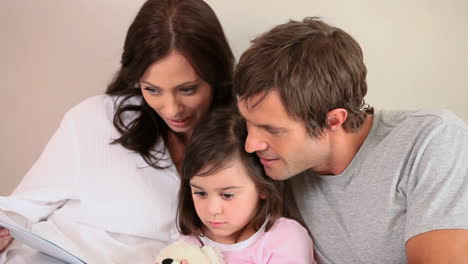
[0, 217, 86, 264]
[0, 226, 13, 252]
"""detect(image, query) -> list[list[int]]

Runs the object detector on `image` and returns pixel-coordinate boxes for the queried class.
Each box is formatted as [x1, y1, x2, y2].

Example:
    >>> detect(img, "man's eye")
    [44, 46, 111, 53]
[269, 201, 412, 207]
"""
[221, 193, 235, 200]
[193, 191, 207, 198]
[267, 128, 281, 135]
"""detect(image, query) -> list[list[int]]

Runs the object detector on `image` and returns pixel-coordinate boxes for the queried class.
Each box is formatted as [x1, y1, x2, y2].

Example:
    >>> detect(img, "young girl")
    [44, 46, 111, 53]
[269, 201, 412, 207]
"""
[177, 107, 317, 263]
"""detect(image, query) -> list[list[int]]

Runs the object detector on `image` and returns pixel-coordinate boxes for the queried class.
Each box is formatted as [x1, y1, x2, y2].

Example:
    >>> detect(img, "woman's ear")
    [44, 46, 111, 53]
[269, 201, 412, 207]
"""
[259, 189, 268, 199]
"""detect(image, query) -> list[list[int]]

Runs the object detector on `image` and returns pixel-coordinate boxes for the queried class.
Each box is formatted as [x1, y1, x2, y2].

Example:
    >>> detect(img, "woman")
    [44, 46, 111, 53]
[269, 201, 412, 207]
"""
[0, 0, 234, 263]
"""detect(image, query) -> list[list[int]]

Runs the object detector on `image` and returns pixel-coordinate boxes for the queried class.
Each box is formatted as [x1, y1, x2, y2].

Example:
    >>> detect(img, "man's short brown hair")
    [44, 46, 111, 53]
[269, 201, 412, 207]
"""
[234, 17, 370, 137]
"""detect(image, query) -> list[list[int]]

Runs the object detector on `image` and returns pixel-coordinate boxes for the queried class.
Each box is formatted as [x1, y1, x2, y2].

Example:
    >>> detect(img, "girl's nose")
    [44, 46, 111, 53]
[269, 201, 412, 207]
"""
[208, 199, 222, 215]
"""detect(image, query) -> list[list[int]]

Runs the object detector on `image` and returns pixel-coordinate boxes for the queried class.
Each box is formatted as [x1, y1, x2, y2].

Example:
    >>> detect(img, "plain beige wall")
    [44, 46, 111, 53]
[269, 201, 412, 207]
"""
[1, 0, 467, 195]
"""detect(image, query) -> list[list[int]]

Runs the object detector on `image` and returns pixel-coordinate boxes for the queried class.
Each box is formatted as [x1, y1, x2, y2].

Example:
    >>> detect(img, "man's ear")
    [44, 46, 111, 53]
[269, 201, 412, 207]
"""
[326, 108, 348, 131]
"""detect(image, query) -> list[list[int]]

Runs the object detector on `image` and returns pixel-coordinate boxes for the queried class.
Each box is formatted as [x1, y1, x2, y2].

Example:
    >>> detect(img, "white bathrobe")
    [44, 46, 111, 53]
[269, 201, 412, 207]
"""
[0, 95, 180, 263]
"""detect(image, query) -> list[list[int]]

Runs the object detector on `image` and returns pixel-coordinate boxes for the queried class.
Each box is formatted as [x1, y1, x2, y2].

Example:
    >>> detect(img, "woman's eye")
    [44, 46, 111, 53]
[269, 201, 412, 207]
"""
[193, 191, 207, 198]
[221, 193, 235, 200]
[180, 86, 197, 95]
[143, 86, 162, 95]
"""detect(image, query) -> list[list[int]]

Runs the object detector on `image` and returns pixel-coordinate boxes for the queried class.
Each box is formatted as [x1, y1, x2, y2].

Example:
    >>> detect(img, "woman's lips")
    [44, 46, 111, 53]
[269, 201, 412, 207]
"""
[167, 116, 192, 127]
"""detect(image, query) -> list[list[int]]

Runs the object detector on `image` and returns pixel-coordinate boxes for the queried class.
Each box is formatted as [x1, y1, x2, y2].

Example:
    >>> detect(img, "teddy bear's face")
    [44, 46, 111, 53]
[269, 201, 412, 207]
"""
[161, 259, 181, 264]
[155, 241, 224, 264]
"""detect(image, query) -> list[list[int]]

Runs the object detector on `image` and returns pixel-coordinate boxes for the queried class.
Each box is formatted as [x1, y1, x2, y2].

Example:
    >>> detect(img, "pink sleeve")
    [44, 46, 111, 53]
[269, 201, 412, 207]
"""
[262, 218, 317, 264]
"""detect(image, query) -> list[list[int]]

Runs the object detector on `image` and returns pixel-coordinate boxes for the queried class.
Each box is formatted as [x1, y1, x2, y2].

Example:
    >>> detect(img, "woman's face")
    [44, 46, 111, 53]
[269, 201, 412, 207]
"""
[140, 50, 213, 136]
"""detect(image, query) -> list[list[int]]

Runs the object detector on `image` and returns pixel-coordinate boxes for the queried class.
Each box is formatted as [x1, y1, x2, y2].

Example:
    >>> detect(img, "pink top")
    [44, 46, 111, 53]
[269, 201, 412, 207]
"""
[181, 217, 317, 264]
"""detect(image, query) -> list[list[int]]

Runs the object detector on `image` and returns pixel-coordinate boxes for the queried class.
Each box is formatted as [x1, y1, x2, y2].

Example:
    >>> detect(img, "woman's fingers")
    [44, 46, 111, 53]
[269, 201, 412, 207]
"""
[0, 228, 14, 252]
[0, 227, 10, 237]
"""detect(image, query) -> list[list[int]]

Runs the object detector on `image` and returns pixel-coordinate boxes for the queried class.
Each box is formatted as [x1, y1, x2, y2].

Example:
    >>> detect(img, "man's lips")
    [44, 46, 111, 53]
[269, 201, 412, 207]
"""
[258, 154, 279, 166]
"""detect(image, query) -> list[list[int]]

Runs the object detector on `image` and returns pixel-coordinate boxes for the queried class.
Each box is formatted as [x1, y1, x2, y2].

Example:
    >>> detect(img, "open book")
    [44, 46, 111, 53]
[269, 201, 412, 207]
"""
[0, 219, 86, 264]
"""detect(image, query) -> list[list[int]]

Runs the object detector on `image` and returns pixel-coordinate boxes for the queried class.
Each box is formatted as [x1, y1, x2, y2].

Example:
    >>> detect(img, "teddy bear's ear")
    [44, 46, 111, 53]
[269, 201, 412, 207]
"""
[162, 258, 180, 264]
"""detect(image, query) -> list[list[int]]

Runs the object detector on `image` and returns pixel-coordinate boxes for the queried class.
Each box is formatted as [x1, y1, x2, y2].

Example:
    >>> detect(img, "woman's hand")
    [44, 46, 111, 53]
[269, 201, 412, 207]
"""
[0, 227, 13, 252]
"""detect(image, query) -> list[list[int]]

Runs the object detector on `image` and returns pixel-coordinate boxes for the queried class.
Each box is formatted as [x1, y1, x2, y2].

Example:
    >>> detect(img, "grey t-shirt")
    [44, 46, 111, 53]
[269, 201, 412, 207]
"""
[291, 109, 468, 264]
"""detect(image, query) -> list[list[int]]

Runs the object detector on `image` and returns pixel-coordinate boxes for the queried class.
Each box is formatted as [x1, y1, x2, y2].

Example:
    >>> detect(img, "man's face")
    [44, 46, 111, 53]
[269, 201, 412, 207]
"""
[238, 90, 331, 180]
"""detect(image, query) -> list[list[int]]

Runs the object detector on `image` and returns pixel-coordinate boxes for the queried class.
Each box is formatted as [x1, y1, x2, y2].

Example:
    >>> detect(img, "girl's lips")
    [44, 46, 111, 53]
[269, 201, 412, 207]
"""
[207, 221, 226, 228]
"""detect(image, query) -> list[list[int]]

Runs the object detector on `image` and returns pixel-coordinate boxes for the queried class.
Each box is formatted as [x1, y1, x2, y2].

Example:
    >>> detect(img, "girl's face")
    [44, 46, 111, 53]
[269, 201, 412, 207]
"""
[140, 50, 213, 136]
[190, 160, 264, 244]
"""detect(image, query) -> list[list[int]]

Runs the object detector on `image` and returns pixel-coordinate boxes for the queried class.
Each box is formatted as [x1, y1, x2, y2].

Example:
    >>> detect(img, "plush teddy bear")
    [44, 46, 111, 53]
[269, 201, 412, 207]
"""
[155, 240, 225, 264]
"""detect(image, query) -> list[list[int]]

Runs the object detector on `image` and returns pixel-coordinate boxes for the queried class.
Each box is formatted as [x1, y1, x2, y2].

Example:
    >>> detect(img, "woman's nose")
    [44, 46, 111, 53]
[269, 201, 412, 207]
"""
[162, 95, 183, 117]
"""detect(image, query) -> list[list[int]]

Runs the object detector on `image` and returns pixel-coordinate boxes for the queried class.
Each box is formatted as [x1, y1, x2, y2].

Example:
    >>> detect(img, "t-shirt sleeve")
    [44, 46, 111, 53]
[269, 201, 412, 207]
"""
[405, 116, 468, 242]
[262, 218, 317, 264]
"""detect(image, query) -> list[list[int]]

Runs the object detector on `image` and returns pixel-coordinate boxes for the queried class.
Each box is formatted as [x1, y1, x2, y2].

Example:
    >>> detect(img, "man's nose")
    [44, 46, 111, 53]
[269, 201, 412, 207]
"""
[244, 131, 267, 153]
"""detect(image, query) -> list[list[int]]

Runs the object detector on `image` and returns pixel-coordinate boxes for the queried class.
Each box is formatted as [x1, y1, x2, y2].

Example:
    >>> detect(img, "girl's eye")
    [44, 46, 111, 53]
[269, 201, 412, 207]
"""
[180, 86, 197, 95]
[221, 193, 235, 200]
[193, 191, 207, 198]
[143, 86, 162, 95]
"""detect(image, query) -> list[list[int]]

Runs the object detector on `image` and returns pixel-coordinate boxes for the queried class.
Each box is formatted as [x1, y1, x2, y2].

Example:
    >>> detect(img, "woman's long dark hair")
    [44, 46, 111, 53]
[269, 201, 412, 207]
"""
[177, 107, 309, 239]
[106, 0, 234, 168]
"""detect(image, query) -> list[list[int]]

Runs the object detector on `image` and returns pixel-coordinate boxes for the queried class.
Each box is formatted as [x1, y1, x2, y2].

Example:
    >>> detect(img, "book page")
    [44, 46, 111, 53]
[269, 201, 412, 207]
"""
[0, 212, 86, 264]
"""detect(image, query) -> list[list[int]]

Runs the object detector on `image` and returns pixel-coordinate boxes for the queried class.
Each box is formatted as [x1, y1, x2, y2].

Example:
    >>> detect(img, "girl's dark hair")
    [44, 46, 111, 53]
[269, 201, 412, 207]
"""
[106, 0, 234, 168]
[177, 107, 307, 237]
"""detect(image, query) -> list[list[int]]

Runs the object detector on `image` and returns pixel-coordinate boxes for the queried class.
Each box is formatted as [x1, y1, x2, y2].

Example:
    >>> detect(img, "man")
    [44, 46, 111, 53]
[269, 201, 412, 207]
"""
[233, 17, 468, 263]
